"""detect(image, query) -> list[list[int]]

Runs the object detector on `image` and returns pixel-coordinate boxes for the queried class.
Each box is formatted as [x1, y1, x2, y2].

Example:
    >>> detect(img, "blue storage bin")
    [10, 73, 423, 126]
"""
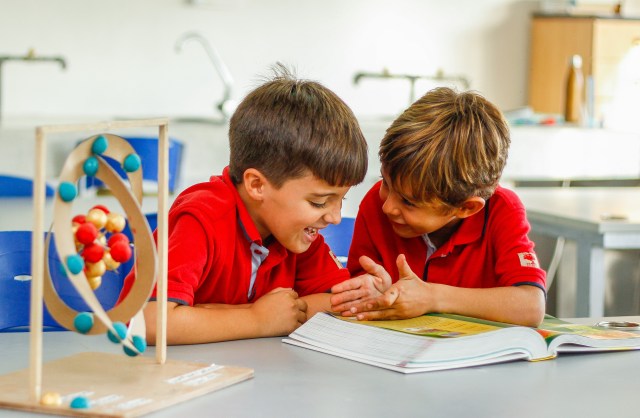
[0, 174, 54, 198]
[84, 136, 184, 193]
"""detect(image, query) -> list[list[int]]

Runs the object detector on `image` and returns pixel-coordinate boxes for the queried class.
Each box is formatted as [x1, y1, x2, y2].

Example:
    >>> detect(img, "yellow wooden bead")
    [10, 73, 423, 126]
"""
[40, 391, 62, 406]
[97, 233, 107, 246]
[105, 212, 126, 233]
[102, 251, 121, 270]
[87, 275, 102, 290]
[86, 208, 108, 229]
[85, 260, 106, 278]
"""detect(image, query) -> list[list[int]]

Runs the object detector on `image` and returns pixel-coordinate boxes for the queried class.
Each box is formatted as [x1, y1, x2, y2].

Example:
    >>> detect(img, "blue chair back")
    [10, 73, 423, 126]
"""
[145, 213, 158, 231]
[319, 217, 356, 267]
[0, 231, 125, 332]
[121, 212, 157, 241]
[0, 174, 54, 198]
[84, 136, 184, 193]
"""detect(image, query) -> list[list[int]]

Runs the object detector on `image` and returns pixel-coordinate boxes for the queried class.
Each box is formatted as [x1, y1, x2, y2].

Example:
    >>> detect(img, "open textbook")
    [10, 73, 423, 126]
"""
[283, 312, 640, 373]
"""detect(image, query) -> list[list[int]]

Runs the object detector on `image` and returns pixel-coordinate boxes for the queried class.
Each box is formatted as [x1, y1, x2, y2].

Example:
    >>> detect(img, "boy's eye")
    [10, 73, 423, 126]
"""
[310, 201, 327, 209]
[401, 197, 416, 207]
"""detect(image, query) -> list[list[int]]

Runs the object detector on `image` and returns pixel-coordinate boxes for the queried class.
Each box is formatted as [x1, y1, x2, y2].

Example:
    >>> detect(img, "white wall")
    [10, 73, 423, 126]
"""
[0, 0, 538, 120]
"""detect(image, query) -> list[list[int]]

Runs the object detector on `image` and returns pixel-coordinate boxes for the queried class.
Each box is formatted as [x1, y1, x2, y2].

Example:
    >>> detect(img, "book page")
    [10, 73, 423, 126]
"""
[287, 313, 543, 372]
[341, 315, 503, 338]
[536, 317, 640, 343]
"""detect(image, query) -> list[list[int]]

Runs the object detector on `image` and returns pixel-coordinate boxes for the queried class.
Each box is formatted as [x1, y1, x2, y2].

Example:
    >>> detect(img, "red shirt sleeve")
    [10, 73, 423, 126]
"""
[155, 214, 211, 305]
[293, 236, 350, 296]
[118, 214, 210, 306]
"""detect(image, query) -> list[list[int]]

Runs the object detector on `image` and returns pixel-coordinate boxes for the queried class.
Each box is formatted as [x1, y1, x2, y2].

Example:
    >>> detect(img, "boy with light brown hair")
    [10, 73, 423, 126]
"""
[330, 87, 546, 327]
[120, 65, 368, 344]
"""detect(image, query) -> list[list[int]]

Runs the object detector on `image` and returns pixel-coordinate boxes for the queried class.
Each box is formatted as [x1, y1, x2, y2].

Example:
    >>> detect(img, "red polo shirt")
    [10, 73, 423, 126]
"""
[119, 167, 348, 306]
[347, 182, 546, 291]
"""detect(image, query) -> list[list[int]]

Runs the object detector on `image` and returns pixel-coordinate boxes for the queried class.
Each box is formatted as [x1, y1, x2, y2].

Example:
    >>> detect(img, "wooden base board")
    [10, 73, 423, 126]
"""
[0, 352, 253, 417]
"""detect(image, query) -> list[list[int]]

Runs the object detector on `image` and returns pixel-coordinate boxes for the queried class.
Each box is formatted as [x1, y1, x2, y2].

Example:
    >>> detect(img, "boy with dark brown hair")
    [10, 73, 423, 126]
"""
[121, 65, 368, 344]
[330, 87, 546, 327]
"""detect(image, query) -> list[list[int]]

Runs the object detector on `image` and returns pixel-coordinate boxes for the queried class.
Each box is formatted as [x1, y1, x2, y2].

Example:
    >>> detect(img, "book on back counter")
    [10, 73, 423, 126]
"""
[282, 312, 640, 373]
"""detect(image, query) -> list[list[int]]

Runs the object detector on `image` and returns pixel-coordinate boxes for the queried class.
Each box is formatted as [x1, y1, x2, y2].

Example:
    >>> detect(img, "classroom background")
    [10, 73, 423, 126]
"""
[1, 0, 640, 318]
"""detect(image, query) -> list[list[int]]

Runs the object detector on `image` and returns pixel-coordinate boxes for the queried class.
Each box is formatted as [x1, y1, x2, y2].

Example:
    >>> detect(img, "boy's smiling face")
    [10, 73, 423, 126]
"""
[246, 169, 350, 254]
[378, 170, 459, 239]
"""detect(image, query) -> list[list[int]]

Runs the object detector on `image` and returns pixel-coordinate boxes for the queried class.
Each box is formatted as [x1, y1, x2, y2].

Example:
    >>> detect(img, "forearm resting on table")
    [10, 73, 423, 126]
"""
[434, 284, 546, 327]
[143, 301, 264, 345]
[300, 293, 333, 319]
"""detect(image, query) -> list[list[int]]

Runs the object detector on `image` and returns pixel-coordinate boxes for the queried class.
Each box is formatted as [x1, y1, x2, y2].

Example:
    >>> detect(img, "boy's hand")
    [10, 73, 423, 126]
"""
[250, 287, 308, 337]
[346, 254, 431, 320]
[329, 256, 392, 315]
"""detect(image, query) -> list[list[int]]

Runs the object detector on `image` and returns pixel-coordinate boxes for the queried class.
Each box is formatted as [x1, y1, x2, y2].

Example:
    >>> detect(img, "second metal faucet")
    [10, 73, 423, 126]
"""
[0, 49, 67, 123]
[353, 67, 470, 105]
[175, 32, 234, 121]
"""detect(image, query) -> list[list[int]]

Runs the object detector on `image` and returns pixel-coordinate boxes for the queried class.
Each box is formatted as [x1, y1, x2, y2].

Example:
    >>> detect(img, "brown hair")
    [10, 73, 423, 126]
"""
[228, 64, 368, 188]
[379, 87, 510, 209]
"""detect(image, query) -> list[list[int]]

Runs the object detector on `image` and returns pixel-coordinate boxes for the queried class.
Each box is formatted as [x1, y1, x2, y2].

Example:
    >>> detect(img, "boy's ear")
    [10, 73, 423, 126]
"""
[242, 168, 268, 201]
[455, 196, 485, 219]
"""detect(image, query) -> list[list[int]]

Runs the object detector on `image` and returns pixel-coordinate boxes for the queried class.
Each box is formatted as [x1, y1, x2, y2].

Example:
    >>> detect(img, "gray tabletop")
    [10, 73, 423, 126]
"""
[1, 317, 640, 418]
[515, 187, 640, 317]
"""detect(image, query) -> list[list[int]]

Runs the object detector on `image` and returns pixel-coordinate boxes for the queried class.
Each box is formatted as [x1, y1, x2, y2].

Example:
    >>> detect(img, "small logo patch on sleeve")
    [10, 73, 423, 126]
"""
[518, 252, 540, 268]
[329, 250, 345, 269]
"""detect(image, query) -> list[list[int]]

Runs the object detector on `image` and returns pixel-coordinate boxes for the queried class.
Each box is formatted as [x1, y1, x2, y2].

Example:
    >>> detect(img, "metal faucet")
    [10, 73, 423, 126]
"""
[353, 67, 470, 105]
[0, 49, 67, 123]
[175, 32, 234, 120]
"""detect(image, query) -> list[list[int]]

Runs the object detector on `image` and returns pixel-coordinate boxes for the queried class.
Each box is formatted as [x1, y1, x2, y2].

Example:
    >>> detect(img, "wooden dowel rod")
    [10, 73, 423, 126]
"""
[156, 124, 169, 364]
[37, 118, 169, 134]
[29, 127, 47, 402]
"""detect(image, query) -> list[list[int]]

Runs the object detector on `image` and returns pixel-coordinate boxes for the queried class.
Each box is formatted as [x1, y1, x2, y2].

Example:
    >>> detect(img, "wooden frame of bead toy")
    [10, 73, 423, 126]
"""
[0, 119, 253, 417]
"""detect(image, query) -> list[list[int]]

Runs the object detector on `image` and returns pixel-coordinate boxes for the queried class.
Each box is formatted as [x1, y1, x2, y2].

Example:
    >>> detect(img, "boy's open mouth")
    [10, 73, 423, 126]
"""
[304, 227, 318, 237]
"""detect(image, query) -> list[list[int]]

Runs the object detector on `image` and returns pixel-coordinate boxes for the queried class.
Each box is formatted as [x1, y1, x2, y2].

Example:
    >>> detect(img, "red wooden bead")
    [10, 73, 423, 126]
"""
[110, 241, 132, 263]
[76, 222, 98, 245]
[107, 232, 130, 248]
[82, 243, 104, 263]
[91, 204, 110, 214]
[72, 214, 86, 225]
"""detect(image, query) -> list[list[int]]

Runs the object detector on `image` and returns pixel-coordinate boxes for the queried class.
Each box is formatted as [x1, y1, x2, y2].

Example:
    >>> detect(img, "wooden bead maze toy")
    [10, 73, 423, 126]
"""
[0, 119, 253, 417]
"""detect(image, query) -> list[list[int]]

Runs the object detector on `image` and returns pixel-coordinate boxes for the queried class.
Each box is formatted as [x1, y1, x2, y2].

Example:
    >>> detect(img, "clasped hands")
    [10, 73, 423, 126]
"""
[330, 254, 430, 320]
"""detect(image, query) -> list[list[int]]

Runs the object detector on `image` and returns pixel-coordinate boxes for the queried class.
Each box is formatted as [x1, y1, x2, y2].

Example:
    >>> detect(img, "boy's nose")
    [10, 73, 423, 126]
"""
[324, 204, 342, 225]
[381, 195, 399, 216]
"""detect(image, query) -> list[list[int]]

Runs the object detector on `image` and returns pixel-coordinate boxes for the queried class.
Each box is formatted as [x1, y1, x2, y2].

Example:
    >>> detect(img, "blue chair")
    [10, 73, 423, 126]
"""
[0, 231, 125, 332]
[121, 212, 157, 242]
[0, 174, 54, 198]
[319, 217, 356, 267]
[84, 136, 184, 193]
[144, 212, 158, 232]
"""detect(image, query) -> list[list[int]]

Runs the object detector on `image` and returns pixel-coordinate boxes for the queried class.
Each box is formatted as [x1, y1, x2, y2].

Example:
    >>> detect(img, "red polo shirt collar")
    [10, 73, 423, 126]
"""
[221, 167, 287, 260]
[433, 199, 489, 258]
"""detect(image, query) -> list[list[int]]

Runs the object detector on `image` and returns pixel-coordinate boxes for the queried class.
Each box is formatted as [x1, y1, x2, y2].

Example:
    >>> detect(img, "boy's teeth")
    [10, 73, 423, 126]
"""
[305, 227, 317, 235]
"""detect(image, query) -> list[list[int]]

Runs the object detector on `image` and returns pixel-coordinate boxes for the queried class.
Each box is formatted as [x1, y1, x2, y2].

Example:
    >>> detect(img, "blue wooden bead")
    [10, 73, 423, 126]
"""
[66, 254, 84, 275]
[91, 135, 108, 154]
[70, 396, 90, 409]
[107, 322, 128, 343]
[123, 153, 141, 173]
[83, 156, 99, 177]
[123, 335, 147, 357]
[58, 182, 77, 202]
[74, 312, 94, 334]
